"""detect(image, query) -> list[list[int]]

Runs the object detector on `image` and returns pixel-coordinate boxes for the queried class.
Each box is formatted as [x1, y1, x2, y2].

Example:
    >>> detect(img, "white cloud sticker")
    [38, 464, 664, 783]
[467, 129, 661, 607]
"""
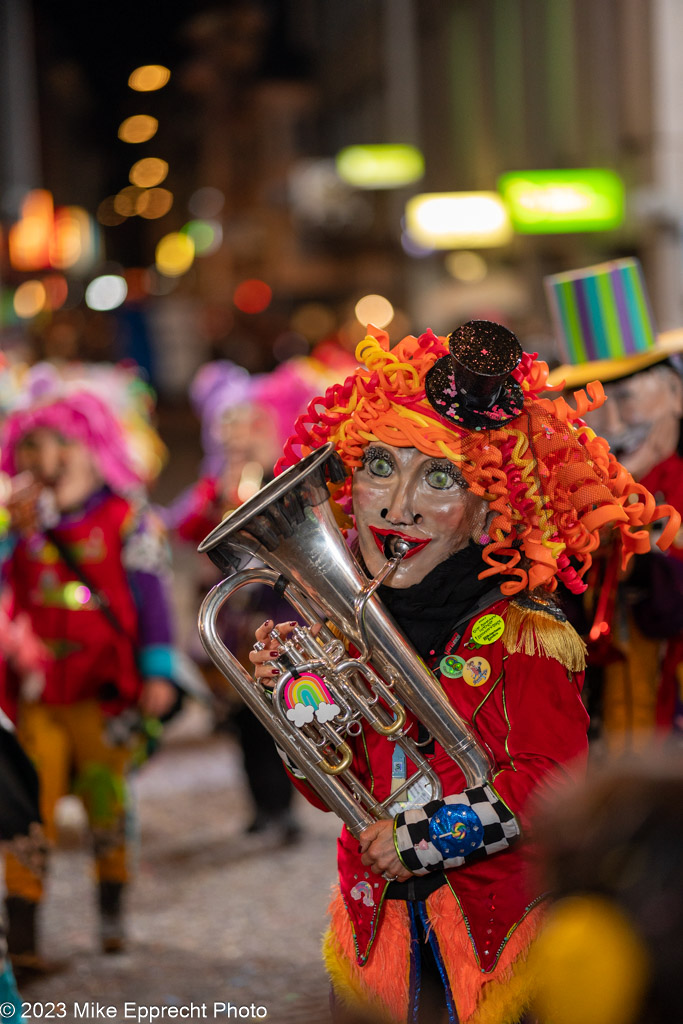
[315, 701, 340, 724]
[286, 703, 315, 728]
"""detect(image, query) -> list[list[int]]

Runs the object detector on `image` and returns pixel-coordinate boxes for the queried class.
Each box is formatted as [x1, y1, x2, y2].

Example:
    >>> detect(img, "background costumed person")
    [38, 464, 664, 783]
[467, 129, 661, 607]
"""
[0, 375, 182, 968]
[171, 352, 355, 842]
[546, 259, 683, 750]
[247, 321, 678, 1024]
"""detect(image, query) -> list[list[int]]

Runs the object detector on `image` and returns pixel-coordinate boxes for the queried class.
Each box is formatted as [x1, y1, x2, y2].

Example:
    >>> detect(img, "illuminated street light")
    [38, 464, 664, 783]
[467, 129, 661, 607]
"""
[155, 233, 195, 277]
[137, 188, 174, 220]
[336, 144, 425, 189]
[118, 115, 158, 143]
[50, 207, 96, 272]
[85, 275, 128, 311]
[129, 158, 168, 188]
[8, 189, 54, 271]
[128, 65, 170, 92]
[405, 192, 512, 248]
[354, 294, 394, 328]
[180, 220, 222, 255]
[497, 169, 625, 233]
[233, 280, 272, 314]
[14, 280, 47, 318]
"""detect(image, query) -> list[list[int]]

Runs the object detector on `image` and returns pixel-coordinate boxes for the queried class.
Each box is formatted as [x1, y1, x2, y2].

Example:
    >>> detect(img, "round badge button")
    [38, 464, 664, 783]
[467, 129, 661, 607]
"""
[471, 613, 505, 645]
[462, 656, 491, 687]
[440, 655, 465, 678]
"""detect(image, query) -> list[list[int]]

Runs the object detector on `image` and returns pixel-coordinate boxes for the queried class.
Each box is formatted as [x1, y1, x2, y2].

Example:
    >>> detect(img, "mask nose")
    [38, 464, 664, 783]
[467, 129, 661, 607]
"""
[380, 479, 420, 526]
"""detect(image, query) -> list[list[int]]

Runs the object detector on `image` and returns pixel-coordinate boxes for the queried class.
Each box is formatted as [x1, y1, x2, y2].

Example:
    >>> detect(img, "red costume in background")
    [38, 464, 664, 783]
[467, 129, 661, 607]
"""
[5, 492, 141, 713]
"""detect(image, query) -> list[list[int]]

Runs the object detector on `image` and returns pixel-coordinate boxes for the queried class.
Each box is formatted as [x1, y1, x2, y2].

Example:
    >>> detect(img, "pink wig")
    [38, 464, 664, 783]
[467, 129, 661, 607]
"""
[1, 391, 143, 494]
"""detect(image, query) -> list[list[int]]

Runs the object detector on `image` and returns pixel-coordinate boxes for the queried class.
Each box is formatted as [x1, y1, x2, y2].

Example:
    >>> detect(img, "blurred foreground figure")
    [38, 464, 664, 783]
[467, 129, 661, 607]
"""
[547, 259, 683, 751]
[0, 367, 182, 970]
[238, 322, 678, 1023]
[531, 754, 683, 1024]
[0, 697, 42, 1019]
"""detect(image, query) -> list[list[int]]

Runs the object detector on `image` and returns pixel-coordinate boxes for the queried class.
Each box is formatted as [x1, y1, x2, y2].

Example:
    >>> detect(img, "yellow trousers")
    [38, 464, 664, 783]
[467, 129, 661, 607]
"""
[5, 701, 132, 903]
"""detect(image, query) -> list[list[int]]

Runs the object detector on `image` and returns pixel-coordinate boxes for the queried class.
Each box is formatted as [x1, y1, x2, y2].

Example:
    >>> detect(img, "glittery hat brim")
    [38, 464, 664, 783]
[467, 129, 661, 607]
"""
[425, 356, 525, 429]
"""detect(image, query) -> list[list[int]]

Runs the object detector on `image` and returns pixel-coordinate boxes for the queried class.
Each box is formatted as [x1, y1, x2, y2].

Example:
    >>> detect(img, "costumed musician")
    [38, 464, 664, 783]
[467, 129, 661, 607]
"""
[246, 321, 679, 1024]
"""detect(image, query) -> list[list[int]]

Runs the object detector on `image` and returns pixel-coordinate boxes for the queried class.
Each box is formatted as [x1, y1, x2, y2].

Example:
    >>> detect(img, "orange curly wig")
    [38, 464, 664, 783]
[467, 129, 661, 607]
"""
[277, 325, 680, 596]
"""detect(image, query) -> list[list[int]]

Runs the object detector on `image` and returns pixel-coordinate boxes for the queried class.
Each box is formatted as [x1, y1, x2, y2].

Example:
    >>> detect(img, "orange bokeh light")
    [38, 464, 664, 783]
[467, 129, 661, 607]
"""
[13, 280, 47, 318]
[128, 65, 171, 92]
[136, 188, 173, 219]
[233, 279, 272, 314]
[50, 207, 91, 270]
[118, 114, 158, 143]
[114, 186, 145, 217]
[8, 189, 54, 271]
[129, 158, 168, 188]
[97, 197, 127, 226]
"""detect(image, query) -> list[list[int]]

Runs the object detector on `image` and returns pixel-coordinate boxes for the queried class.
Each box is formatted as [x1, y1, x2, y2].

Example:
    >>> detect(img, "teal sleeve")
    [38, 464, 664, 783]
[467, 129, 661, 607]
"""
[138, 644, 176, 682]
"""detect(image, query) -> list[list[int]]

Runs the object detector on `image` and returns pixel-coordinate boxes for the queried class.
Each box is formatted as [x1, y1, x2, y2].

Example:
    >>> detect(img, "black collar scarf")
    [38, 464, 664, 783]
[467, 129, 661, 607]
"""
[376, 540, 500, 662]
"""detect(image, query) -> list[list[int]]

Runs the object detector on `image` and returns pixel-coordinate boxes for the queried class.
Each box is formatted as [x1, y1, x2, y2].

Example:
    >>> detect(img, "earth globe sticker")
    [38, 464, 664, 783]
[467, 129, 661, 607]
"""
[440, 655, 466, 678]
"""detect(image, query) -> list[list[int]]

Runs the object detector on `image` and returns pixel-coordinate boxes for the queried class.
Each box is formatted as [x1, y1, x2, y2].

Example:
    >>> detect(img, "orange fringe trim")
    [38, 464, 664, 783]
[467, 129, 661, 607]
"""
[323, 884, 545, 1024]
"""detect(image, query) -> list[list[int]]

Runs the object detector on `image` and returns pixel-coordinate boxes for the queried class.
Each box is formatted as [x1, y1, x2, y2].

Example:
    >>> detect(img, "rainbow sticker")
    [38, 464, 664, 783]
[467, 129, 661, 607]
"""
[350, 880, 375, 906]
[283, 671, 341, 728]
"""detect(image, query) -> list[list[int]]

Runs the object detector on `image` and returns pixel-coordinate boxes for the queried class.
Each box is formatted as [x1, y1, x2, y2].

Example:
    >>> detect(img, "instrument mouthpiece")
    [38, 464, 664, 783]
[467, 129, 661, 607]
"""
[388, 538, 411, 559]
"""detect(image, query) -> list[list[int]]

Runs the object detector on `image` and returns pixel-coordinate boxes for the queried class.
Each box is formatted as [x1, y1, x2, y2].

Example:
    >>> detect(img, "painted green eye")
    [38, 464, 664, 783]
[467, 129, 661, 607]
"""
[368, 455, 393, 478]
[426, 468, 454, 490]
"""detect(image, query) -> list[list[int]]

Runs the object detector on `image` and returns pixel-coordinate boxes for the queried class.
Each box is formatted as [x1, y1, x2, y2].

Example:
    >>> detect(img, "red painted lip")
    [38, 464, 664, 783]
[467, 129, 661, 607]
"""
[369, 526, 431, 560]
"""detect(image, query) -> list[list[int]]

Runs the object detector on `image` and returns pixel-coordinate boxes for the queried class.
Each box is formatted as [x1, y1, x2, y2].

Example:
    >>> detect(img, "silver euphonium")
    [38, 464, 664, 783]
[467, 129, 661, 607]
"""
[198, 443, 492, 839]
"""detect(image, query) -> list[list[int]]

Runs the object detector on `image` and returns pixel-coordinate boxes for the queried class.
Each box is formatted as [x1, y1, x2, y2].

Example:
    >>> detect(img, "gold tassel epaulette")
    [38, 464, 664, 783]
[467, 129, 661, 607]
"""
[502, 592, 586, 673]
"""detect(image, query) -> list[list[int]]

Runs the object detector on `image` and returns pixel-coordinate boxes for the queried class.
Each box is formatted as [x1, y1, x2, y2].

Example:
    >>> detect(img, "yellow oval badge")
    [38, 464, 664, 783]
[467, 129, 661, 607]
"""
[471, 613, 505, 645]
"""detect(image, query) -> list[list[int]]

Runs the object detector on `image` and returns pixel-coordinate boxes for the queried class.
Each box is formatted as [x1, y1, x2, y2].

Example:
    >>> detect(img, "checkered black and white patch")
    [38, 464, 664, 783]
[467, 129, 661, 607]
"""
[393, 784, 520, 875]
[275, 743, 307, 780]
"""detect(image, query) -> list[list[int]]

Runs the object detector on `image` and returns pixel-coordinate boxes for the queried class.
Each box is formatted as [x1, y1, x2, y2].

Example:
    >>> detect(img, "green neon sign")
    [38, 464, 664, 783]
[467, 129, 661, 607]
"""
[336, 144, 425, 189]
[497, 169, 625, 233]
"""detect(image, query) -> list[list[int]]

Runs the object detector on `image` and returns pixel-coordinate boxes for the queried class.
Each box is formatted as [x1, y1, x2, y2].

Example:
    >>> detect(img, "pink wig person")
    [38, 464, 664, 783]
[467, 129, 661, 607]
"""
[1, 390, 143, 495]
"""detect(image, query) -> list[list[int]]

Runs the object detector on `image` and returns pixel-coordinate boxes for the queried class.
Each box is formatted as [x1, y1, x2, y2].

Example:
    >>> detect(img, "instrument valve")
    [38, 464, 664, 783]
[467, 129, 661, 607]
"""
[322, 640, 345, 663]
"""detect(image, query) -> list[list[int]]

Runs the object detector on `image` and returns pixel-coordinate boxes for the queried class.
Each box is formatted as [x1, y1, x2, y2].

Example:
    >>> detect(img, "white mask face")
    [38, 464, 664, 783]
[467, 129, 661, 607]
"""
[584, 365, 683, 480]
[352, 443, 485, 588]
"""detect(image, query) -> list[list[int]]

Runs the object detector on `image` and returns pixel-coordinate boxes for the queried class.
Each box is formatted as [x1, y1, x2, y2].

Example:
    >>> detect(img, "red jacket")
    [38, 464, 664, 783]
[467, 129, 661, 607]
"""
[287, 596, 589, 969]
[6, 492, 142, 711]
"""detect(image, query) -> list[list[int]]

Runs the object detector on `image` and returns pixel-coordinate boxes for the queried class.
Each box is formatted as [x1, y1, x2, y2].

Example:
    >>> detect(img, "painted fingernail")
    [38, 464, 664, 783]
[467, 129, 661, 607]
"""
[262, 620, 272, 628]
[270, 667, 280, 676]
[289, 621, 298, 626]
[269, 650, 280, 658]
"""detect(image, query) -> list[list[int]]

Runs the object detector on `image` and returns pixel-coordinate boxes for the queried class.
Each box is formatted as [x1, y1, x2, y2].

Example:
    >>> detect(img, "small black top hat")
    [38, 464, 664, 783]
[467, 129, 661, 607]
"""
[425, 320, 524, 430]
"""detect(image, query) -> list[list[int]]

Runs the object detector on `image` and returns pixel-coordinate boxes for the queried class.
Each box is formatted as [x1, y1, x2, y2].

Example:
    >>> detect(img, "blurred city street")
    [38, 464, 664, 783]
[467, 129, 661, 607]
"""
[16, 720, 340, 1024]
